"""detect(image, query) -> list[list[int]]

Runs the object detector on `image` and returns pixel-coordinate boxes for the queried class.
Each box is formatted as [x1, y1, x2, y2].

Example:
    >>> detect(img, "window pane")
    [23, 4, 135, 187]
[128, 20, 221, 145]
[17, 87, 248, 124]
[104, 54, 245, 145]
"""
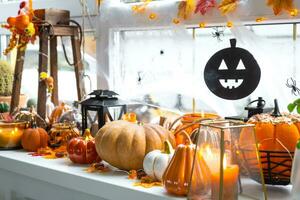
[113, 24, 300, 120]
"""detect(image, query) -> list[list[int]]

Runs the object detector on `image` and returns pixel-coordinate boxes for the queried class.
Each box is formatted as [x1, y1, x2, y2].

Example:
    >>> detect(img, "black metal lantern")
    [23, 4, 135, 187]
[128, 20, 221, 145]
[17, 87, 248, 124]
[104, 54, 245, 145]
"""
[80, 90, 127, 131]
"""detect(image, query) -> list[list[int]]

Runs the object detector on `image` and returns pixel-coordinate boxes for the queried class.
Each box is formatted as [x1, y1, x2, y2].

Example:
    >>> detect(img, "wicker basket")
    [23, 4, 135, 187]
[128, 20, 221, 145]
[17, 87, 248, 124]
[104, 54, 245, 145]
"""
[241, 148, 294, 185]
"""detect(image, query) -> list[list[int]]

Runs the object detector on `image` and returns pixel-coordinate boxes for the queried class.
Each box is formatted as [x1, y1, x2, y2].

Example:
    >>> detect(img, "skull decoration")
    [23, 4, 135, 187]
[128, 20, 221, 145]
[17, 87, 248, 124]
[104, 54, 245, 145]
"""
[204, 39, 261, 100]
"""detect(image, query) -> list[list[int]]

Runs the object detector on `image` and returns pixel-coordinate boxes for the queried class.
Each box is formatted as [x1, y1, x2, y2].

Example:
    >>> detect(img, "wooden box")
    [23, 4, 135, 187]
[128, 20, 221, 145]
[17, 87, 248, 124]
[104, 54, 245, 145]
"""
[33, 9, 70, 25]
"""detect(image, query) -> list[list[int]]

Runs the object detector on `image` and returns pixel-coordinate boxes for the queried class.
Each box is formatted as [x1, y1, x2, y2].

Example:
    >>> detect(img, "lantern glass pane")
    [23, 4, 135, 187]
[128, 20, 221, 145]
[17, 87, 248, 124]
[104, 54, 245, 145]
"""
[188, 120, 266, 200]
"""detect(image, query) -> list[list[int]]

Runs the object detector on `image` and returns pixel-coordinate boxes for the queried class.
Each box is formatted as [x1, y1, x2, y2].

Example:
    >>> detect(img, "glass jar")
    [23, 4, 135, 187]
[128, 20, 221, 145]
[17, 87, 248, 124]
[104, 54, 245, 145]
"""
[0, 121, 28, 149]
[49, 122, 80, 147]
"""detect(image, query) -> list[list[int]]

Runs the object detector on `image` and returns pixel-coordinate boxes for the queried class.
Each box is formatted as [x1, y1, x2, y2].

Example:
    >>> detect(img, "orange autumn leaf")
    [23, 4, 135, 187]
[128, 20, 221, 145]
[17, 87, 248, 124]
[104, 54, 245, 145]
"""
[218, 0, 239, 15]
[178, 0, 196, 20]
[133, 176, 162, 188]
[267, 0, 295, 15]
[85, 163, 110, 173]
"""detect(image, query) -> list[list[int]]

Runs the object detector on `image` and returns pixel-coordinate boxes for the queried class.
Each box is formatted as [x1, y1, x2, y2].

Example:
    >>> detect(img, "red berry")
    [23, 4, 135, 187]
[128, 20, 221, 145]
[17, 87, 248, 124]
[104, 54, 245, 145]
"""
[19, 1, 26, 9]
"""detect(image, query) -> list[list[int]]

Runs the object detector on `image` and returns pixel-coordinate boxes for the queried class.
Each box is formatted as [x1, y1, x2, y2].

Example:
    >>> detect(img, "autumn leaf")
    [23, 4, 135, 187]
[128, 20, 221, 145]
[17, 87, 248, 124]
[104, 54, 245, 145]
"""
[178, 0, 196, 20]
[218, 0, 239, 15]
[195, 0, 216, 15]
[267, 0, 295, 15]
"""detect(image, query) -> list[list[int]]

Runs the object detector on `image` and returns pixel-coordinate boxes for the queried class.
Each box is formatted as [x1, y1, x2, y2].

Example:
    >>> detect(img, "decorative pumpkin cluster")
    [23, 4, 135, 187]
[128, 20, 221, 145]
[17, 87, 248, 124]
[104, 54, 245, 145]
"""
[1, 0, 37, 55]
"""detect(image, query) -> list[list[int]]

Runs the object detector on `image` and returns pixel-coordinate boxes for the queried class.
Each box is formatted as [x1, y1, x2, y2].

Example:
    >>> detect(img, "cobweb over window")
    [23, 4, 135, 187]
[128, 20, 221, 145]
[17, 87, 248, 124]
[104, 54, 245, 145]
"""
[111, 24, 300, 117]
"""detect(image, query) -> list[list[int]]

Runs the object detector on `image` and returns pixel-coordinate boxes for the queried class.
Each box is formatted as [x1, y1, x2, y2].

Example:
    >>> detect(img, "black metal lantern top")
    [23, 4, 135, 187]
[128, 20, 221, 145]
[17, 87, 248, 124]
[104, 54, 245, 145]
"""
[80, 90, 127, 131]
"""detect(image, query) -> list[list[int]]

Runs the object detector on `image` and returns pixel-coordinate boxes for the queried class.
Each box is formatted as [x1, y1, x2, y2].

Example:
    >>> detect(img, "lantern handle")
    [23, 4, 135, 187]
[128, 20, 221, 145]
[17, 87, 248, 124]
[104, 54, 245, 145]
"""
[230, 38, 237, 48]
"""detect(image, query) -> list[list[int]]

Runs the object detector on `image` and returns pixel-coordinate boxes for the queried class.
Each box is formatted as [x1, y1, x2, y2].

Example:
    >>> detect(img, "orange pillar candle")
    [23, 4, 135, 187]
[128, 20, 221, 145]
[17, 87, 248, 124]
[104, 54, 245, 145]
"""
[211, 164, 239, 200]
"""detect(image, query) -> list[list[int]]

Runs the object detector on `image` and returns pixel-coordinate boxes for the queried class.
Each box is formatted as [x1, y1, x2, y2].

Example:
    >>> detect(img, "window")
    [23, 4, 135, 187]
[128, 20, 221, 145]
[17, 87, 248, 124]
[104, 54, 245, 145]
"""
[110, 24, 300, 117]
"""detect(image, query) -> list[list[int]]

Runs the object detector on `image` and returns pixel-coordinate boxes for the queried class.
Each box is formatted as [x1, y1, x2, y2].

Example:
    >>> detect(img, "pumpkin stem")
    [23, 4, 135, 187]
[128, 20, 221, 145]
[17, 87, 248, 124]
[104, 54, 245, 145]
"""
[163, 141, 174, 154]
[177, 131, 193, 145]
[83, 129, 93, 140]
[271, 99, 281, 117]
[230, 38, 237, 48]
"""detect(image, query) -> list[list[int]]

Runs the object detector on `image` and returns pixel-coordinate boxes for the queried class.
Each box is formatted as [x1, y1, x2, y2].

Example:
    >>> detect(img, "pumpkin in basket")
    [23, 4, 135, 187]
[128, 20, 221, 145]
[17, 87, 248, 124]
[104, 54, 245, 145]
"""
[95, 120, 176, 171]
[162, 132, 210, 196]
[240, 100, 300, 183]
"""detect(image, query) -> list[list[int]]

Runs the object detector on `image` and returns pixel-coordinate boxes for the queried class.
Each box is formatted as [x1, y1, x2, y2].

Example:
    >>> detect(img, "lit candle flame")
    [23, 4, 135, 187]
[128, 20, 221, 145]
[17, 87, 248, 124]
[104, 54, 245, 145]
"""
[201, 110, 205, 118]
[201, 144, 228, 170]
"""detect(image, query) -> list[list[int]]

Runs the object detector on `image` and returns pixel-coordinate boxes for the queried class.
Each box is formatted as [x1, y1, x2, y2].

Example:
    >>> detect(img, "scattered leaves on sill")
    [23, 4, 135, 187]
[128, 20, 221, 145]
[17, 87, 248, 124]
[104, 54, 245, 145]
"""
[85, 162, 110, 173]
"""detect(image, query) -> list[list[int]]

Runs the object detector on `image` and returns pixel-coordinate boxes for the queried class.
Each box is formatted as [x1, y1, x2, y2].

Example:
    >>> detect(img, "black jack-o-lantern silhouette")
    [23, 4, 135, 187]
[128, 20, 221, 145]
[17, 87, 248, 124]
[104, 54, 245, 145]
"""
[204, 39, 261, 100]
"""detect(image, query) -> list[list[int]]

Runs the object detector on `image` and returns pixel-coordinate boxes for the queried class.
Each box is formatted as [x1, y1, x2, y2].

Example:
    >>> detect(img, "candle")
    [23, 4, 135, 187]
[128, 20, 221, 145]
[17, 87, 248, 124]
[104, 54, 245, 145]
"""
[0, 127, 23, 148]
[211, 156, 239, 200]
[200, 145, 239, 200]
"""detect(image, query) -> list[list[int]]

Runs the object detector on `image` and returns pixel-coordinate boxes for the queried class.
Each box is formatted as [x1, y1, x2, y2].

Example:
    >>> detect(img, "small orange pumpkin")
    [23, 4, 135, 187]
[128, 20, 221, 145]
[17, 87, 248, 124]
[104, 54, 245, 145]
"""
[21, 122, 48, 152]
[162, 132, 210, 196]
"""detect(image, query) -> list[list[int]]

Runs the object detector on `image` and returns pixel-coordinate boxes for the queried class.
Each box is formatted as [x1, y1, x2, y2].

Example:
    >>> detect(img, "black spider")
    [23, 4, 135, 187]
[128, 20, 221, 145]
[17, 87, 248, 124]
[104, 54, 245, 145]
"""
[137, 71, 144, 85]
[212, 27, 225, 42]
[286, 77, 300, 96]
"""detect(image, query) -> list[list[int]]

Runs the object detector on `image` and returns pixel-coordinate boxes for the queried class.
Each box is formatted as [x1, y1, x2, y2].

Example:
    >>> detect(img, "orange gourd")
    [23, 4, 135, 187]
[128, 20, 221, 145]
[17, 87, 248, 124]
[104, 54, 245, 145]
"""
[21, 122, 48, 152]
[162, 132, 210, 196]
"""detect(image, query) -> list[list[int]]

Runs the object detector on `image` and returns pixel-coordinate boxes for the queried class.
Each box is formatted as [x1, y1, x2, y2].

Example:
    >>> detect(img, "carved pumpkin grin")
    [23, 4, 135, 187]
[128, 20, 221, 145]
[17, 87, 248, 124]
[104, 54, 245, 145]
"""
[219, 79, 244, 89]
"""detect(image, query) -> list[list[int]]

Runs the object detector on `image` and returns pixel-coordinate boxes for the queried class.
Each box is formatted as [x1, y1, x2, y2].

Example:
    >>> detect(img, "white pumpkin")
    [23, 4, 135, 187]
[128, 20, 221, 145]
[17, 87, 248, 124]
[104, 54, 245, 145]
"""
[143, 141, 174, 181]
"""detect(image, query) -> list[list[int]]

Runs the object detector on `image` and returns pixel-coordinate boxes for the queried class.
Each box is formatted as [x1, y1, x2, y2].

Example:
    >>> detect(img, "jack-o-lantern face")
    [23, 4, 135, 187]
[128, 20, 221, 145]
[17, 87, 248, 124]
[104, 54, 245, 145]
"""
[204, 39, 261, 100]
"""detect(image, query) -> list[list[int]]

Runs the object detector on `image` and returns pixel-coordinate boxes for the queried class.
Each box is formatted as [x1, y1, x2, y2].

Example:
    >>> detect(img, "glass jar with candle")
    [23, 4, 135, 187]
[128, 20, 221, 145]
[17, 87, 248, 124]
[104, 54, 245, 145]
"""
[48, 122, 80, 147]
[188, 120, 267, 200]
[0, 121, 28, 149]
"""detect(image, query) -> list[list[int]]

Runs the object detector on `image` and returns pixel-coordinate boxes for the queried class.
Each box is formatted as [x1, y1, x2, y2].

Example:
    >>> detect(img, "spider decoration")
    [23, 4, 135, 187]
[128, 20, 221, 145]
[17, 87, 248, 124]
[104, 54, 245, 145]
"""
[212, 27, 225, 42]
[137, 71, 145, 85]
[286, 77, 300, 96]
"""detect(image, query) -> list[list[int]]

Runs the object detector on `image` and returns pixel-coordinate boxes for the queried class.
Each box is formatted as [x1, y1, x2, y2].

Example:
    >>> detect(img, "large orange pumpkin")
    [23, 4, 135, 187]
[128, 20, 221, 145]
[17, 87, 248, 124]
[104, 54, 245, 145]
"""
[162, 132, 210, 196]
[95, 120, 176, 171]
[240, 113, 300, 180]
[21, 124, 49, 152]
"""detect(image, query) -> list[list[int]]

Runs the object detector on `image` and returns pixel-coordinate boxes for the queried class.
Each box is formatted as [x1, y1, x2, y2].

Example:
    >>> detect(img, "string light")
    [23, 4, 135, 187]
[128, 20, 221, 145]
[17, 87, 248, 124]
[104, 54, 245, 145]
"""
[149, 13, 157, 20]
[226, 21, 233, 28]
[290, 9, 299, 17]
[172, 18, 180, 25]
[255, 17, 267, 23]
[199, 22, 206, 28]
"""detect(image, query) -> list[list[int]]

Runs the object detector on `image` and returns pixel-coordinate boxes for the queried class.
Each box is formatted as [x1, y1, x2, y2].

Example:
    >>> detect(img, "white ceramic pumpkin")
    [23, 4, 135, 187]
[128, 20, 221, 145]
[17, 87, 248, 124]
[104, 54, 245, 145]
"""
[143, 141, 174, 181]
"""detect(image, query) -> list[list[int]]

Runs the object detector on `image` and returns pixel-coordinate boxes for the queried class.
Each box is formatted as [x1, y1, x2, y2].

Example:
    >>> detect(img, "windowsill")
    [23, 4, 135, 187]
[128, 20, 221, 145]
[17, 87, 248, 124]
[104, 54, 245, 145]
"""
[0, 150, 293, 200]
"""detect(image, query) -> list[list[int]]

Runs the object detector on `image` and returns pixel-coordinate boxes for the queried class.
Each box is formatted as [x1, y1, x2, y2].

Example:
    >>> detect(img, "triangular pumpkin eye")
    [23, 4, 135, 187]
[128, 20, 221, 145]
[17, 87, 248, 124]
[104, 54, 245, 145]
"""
[218, 60, 228, 70]
[236, 60, 246, 70]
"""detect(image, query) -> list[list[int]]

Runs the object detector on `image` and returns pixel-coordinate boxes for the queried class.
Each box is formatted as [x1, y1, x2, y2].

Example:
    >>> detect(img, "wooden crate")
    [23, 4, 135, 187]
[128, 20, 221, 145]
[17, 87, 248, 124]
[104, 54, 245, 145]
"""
[33, 9, 70, 25]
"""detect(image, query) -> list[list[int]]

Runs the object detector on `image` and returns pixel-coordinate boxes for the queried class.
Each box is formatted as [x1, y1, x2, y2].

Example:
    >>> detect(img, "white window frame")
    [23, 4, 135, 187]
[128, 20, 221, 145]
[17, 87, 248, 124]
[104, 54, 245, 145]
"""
[97, 0, 300, 89]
